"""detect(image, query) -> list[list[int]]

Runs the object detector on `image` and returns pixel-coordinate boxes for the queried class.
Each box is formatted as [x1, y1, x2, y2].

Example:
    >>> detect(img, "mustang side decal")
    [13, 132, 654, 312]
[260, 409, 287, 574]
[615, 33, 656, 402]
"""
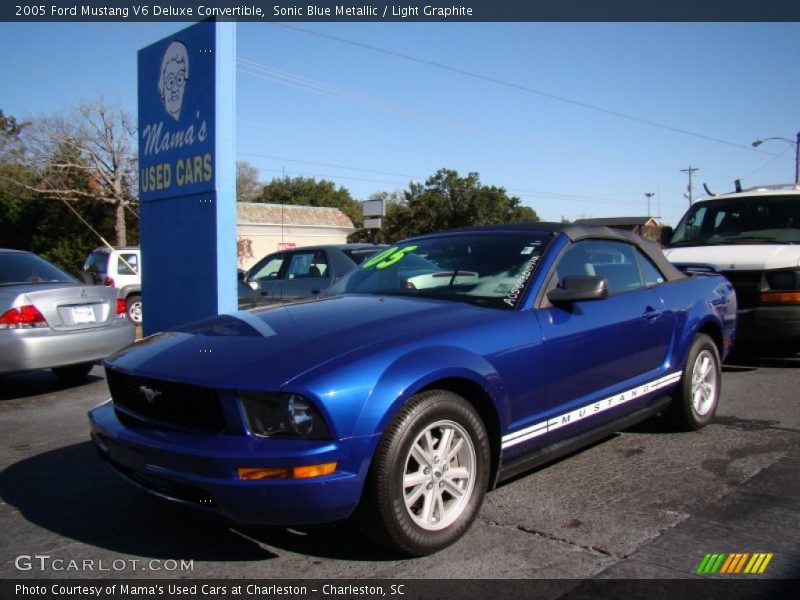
[501, 372, 682, 450]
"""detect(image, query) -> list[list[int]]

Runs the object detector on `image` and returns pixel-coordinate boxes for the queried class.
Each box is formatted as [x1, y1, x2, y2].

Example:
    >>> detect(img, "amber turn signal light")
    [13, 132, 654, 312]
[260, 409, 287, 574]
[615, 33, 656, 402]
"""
[761, 291, 800, 304]
[238, 462, 337, 480]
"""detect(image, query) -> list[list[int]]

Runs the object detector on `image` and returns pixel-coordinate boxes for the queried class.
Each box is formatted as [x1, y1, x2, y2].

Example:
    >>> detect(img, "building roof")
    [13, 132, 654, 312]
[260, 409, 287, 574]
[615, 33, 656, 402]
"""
[573, 217, 660, 227]
[236, 202, 355, 229]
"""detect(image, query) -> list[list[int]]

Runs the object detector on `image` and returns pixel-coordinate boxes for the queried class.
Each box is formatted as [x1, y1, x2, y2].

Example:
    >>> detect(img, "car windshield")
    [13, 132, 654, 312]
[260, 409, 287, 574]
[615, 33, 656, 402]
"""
[327, 234, 551, 309]
[670, 195, 800, 245]
[342, 247, 386, 265]
[0, 252, 76, 285]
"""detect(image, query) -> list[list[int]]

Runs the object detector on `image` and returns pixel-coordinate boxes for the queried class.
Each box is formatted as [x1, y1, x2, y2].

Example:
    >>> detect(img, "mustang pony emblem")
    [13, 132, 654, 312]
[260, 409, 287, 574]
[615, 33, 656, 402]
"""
[139, 386, 162, 405]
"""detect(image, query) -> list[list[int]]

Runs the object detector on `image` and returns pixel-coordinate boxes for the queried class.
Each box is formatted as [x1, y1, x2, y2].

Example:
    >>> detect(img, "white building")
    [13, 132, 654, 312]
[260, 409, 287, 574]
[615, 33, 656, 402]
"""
[236, 202, 356, 269]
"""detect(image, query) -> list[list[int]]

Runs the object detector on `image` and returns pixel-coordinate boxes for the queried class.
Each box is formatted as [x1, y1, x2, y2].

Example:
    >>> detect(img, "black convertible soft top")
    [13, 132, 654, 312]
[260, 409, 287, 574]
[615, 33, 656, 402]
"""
[412, 222, 686, 283]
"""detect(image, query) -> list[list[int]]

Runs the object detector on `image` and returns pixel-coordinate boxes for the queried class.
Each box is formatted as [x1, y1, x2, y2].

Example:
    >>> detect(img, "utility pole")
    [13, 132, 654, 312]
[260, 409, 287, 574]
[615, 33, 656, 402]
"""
[681, 166, 699, 205]
[644, 192, 655, 217]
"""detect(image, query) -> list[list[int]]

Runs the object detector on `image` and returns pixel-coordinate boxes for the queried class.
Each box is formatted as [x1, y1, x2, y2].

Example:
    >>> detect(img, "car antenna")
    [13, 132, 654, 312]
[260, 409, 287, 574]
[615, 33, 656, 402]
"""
[702, 183, 716, 197]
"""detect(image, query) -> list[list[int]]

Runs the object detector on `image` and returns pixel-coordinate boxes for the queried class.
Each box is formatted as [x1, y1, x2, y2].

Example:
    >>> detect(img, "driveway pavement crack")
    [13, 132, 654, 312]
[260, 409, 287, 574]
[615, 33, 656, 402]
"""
[479, 517, 628, 559]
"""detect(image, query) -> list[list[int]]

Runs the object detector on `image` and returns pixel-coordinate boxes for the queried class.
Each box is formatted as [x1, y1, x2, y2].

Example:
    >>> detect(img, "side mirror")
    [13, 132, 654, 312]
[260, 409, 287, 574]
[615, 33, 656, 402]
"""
[547, 276, 609, 305]
[659, 226, 674, 248]
[237, 269, 247, 282]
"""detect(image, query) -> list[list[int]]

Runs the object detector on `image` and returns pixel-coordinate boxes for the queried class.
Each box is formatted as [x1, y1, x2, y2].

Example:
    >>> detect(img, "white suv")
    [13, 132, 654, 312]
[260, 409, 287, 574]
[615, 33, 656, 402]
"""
[662, 184, 800, 344]
[82, 247, 142, 324]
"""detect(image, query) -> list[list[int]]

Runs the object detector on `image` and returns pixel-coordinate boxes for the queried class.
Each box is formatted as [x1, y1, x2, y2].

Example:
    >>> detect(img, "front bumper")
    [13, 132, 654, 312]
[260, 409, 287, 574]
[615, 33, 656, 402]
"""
[0, 320, 135, 375]
[88, 403, 380, 526]
[736, 305, 800, 342]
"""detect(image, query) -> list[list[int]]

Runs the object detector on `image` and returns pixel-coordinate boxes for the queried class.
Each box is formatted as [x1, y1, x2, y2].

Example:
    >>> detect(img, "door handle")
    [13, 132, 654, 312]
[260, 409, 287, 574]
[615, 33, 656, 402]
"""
[643, 306, 661, 320]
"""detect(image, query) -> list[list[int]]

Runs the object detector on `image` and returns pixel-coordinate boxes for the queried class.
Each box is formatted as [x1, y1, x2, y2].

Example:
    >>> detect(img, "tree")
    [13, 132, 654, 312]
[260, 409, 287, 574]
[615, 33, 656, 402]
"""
[253, 176, 363, 229]
[381, 168, 538, 242]
[236, 160, 261, 201]
[0, 110, 25, 157]
[3, 99, 138, 247]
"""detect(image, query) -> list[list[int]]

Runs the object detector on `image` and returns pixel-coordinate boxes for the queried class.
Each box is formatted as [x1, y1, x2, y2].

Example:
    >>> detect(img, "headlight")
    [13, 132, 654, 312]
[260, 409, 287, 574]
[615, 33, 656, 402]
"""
[238, 392, 331, 440]
[765, 269, 800, 291]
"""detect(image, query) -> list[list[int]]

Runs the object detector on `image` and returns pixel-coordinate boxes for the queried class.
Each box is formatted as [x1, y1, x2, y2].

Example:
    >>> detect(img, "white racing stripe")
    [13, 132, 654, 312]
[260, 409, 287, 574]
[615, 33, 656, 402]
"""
[501, 372, 682, 450]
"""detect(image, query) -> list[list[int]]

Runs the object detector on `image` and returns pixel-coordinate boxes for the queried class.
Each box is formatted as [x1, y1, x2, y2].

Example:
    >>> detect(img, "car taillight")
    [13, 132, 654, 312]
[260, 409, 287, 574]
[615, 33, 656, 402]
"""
[116, 298, 127, 317]
[104, 277, 115, 287]
[0, 305, 48, 329]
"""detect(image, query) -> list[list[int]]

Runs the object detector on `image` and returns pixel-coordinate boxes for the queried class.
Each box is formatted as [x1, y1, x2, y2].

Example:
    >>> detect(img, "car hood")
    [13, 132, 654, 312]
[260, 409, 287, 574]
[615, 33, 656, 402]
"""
[664, 245, 800, 271]
[106, 295, 501, 390]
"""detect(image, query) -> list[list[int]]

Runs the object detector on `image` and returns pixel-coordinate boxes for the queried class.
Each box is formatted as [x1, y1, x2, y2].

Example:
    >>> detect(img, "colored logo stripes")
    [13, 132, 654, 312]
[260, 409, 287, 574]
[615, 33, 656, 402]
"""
[697, 552, 773, 574]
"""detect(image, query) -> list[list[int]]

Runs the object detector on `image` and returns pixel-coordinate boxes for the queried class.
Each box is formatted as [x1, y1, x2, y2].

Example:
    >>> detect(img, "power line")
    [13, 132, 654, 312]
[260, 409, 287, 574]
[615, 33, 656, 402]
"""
[273, 24, 777, 155]
[246, 164, 410, 187]
[237, 57, 669, 169]
[237, 151, 421, 179]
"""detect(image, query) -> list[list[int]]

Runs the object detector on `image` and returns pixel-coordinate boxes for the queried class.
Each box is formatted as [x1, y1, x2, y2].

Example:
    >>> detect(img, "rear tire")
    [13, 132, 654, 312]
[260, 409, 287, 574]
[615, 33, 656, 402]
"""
[51, 363, 93, 383]
[665, 334, 721, 430]
[355, 390, 490, 556]
[126, 295, 142, 324]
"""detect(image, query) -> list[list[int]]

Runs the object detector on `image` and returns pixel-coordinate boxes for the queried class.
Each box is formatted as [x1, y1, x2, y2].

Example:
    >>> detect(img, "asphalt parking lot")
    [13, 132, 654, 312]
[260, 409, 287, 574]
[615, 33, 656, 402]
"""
[1, 347, 799, 588]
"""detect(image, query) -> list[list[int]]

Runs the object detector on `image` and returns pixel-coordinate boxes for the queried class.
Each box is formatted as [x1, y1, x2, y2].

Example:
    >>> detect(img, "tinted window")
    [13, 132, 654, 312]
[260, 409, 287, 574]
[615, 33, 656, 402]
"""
[328, 234, 551, 309]
[555, 240, 643, 295]
[343, 247, 383, 265]
[671, 195, 800, 245]
[84, 250, 109, 273]
[0, 252, 76, 285]
[286, 250, 329, 279]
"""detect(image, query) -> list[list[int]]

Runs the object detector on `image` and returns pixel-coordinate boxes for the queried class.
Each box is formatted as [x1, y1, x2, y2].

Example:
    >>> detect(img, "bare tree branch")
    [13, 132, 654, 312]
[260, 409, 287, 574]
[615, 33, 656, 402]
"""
[6, 98, 138, 245]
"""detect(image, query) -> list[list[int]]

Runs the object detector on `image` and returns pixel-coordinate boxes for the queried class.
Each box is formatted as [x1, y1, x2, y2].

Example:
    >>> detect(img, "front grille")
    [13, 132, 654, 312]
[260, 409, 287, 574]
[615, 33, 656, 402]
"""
[720, 270, 762, 310]
[106, 368, 226, 433]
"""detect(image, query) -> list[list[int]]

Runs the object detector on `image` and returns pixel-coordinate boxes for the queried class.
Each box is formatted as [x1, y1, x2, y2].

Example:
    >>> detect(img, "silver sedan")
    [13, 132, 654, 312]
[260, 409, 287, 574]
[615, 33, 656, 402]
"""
[0, 249, 135, 381]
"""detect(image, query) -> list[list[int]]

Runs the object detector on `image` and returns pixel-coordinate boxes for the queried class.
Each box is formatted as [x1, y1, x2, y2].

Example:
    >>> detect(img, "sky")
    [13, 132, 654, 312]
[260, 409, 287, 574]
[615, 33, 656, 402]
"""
[1, 21, 799, 226]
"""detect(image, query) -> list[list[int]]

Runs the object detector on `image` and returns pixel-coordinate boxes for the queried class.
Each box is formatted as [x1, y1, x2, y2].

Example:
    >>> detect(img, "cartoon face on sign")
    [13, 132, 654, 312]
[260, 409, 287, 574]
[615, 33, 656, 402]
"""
[158, 41, 189, 121]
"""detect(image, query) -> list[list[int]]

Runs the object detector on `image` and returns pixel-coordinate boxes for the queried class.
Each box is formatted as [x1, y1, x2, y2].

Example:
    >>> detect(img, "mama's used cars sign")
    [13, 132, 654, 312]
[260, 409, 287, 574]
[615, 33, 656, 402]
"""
[137, 20, 236, 335]
[138, 22, 215, 201]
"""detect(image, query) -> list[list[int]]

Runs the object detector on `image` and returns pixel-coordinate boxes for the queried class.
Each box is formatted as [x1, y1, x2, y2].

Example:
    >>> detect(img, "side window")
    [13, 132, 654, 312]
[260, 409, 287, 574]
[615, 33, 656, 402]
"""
[84, 252, 107, 273]
[250, 254, 286, 282]
[285, 250, 329, 279]
[117, 253, 139, 275]
[554, 240, 644, 295]
[636, 251, 665, 287]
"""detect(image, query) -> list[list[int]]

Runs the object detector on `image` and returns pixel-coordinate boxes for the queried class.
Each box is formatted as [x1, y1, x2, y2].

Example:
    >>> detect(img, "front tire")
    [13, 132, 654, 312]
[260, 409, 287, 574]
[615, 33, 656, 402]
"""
[665, 334, 721, 430]
[356, 390, 490, 556]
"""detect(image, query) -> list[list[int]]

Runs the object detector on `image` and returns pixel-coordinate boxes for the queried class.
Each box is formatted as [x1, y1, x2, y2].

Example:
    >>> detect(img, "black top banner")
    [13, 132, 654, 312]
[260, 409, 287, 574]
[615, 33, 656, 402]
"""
[3, 0, 800, 22]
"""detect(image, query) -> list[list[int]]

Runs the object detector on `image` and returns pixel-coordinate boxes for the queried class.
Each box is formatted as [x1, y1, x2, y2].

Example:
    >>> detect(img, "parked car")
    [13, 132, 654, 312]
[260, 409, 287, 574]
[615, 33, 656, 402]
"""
[83, 244, 385, 319]
[1, 249, 135, 381]
[662, 183, 800, 344]
[89, 224, 736, 555]
[241, 243, 387, 305]
[82, 247, 142, 324]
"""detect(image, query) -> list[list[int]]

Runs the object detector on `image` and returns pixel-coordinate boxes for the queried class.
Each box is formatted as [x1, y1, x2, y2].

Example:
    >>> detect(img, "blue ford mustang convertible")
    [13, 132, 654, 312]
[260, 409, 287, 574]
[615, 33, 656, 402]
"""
[89, 223, 736, 555]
